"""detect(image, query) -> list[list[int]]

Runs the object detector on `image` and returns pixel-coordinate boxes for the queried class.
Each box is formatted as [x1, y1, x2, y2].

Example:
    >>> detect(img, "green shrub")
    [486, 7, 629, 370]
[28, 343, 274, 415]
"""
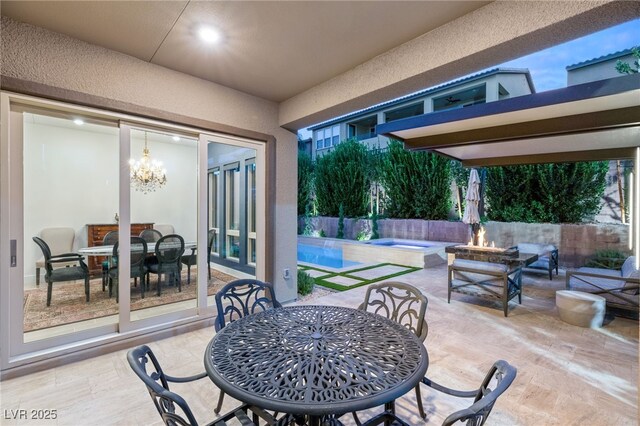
[380, 141, 452, 219]
[318, 229, 326, 238]
[297, 270, 315, 296]
[485, 162, 608, 223]
[298, 151, 314, 216]
[315, 139, 371, 217]
[586, 249, 628, 269]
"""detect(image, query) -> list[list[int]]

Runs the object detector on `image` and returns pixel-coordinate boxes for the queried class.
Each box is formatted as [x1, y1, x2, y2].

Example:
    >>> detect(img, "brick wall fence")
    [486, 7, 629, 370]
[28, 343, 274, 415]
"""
[298, 216, 631, 268]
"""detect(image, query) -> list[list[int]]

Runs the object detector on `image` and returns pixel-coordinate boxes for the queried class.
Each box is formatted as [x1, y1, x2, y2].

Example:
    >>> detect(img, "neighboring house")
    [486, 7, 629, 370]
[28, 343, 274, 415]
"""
[566, 47, 637, 86]
[309, 68, 535, 160]
[566, 47, 637, 223]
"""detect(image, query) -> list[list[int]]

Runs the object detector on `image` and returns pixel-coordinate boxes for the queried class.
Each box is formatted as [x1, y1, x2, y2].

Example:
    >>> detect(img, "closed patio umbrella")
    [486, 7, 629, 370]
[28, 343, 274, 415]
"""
[462, 169, 481, 244]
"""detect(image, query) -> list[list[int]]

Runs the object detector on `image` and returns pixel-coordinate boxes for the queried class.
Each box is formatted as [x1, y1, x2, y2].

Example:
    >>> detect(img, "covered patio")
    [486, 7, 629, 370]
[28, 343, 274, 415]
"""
[1, 1, 639, 425]
[1, 265, 637, 425]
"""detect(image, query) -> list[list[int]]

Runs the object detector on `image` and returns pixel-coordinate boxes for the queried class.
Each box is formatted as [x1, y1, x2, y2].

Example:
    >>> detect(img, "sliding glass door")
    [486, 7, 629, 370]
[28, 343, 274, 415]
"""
[0, 92, 266, 366]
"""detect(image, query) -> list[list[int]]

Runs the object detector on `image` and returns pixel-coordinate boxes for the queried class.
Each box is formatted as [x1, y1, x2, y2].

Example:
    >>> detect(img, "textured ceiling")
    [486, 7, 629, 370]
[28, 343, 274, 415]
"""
[1, 1, 490, 102]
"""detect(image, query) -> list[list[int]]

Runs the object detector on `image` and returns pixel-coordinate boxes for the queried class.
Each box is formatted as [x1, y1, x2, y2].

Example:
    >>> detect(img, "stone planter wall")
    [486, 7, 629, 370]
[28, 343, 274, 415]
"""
[298, 216, 631, 268]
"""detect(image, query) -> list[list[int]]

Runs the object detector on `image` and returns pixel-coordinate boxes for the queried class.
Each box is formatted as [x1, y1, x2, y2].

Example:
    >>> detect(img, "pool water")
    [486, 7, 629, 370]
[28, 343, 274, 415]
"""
[297, 243, 361, 269]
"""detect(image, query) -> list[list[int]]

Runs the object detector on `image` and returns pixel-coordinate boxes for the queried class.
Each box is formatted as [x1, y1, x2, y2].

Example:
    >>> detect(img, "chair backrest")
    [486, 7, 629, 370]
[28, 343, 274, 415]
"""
[214, 279, 282, 331]
[360, 281, 428, 341]
[443, 360, 517, 426]
[155, 234, 185, 264]
[33, 237, 52, 266]
[112, 238, 148, 271]
[207, 229, 216, 255]
[40, 227, 75, 254]
[140, 229, 163, 243]
[103, 230, 119, 246]
[127, 345, 199, 426]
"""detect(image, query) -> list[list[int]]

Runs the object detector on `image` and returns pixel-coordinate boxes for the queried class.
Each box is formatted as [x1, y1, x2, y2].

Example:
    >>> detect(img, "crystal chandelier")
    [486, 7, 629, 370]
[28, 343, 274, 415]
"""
[129, 132, 167, 194]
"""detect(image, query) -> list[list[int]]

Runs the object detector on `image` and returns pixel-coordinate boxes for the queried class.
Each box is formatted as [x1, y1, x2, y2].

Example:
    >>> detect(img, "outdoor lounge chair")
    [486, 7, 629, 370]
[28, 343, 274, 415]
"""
[566, 256, 639, 315]
[127, 345, 279, 426]
[514, 243, 559, 280]
[448, 259, 522, 317]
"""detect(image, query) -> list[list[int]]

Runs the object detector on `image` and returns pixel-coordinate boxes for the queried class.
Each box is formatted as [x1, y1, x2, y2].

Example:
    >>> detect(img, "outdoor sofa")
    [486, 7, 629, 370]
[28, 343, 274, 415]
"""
[514, 243, 558, 280]
[566, 256, 639, 314]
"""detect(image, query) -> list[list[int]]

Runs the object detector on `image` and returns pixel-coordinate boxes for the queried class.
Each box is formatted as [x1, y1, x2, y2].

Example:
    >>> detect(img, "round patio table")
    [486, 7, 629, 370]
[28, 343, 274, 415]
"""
[204, 305, 429, 424]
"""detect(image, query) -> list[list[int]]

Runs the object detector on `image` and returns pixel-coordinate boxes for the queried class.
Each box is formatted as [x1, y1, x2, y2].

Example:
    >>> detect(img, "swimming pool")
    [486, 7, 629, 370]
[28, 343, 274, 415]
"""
[297, 243, 361, 269]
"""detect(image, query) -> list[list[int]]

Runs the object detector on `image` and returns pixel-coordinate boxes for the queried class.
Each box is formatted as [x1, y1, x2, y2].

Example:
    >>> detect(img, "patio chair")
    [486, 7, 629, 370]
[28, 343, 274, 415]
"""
[35, 227, 75, 286]
[181, 229, 216, 285]
[420, 359, 517, 426]
[101, 230, 119, 290]
[213, 279, 282, 414]
[354, 281, 429, 422]
[33, 236, 90, 307]
[108, 237, 148, 301]
[127, 345, 279, 426]
[448, 259, 522, 317]
[147, 234, 185, 296]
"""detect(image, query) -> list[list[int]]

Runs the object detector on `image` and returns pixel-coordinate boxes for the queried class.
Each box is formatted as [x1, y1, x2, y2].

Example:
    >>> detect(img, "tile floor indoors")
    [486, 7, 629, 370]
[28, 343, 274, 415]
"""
[1, 264, 637, 425]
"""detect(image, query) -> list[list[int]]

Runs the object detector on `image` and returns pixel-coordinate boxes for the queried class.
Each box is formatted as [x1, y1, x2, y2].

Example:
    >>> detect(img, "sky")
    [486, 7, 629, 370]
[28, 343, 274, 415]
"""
[298, 18, 639, 139]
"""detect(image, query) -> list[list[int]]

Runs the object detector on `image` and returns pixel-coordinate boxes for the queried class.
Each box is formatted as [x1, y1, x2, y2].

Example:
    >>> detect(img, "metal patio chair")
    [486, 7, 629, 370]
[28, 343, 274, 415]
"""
[127, 345, 279, 426]
[354, 281, 429, 422]
[213, 279, 282, 414]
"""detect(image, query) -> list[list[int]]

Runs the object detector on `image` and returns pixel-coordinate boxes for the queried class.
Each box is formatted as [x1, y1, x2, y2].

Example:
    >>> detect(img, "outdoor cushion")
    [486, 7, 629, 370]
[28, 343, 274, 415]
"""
[568, 263, 639, 304]
[517, 243, 555, 256]
[452, 259, 508, 274]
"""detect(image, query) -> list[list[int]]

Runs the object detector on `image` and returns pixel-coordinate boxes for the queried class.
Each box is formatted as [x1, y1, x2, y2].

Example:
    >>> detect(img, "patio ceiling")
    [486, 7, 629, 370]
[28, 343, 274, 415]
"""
[0, 1, 488, 103]
[377, 74, 640, 167]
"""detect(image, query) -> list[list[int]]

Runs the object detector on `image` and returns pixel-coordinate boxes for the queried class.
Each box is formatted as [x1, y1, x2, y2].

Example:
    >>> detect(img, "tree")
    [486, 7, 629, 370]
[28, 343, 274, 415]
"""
[615, 46, 639, 74]
[379, 141, 452, 219]
[485, 162, 608, 223]
[315, 139, 371, 217]
[297, 151, 314, 216]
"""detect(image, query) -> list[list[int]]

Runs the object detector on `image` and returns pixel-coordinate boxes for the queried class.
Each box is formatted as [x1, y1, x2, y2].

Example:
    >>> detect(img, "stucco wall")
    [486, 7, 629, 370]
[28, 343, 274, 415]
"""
[1, 16, 298, 301]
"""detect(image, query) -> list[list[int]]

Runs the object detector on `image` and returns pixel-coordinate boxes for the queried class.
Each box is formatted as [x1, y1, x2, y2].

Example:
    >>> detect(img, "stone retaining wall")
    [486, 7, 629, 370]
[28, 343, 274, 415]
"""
[299, 217, 631, 267]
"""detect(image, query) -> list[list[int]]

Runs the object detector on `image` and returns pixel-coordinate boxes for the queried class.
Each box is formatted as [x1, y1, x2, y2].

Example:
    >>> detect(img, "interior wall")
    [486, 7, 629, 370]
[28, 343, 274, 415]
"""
[1, 16, 298, 302]
[23, 120, 197, 285]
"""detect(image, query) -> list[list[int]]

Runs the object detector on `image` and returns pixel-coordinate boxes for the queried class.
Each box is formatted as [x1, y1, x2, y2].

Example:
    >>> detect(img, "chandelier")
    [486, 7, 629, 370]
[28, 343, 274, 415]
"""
[129, 132, 167, 194]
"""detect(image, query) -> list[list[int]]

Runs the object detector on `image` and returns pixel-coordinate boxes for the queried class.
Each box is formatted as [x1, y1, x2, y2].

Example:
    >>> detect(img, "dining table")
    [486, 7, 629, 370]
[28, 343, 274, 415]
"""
[204, 305, 429, 425]
[78, 241, 196, 257]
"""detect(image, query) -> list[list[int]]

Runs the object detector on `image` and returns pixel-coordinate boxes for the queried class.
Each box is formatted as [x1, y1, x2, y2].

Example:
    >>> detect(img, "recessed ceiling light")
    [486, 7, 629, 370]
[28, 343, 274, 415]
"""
[198, 26, 221, 44]
[73, 118, 84, 126]
[172, 136, 181, 142]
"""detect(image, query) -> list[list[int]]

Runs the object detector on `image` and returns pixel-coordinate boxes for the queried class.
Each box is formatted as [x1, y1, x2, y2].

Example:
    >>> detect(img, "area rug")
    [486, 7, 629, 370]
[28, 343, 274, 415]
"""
[23, 270, 234, 332]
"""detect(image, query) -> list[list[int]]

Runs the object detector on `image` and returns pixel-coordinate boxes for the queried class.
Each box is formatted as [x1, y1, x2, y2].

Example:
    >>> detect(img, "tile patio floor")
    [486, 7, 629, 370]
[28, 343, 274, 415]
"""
[1, 264, 637, 425]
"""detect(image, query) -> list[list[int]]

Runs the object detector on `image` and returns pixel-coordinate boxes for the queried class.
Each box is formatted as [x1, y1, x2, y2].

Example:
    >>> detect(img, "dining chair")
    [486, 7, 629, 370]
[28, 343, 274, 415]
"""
[147, 234, 185, 296]
[181, 229, 216, 285]
[101, 230, 119, 290]
[32, 236, 90, 307]
[421, 360, 517, 425]
[139, 228, 163, 243]
[213, 279, 282, 414]
[108, 237, 148, 301]
[34, 227, 75, 286]
[127, 345, 279, 426]
[354, 281, 429, 423]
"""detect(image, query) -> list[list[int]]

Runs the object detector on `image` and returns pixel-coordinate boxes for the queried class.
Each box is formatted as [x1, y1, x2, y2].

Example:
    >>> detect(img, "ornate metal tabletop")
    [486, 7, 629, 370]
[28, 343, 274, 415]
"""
[204, 305, 429, 417]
